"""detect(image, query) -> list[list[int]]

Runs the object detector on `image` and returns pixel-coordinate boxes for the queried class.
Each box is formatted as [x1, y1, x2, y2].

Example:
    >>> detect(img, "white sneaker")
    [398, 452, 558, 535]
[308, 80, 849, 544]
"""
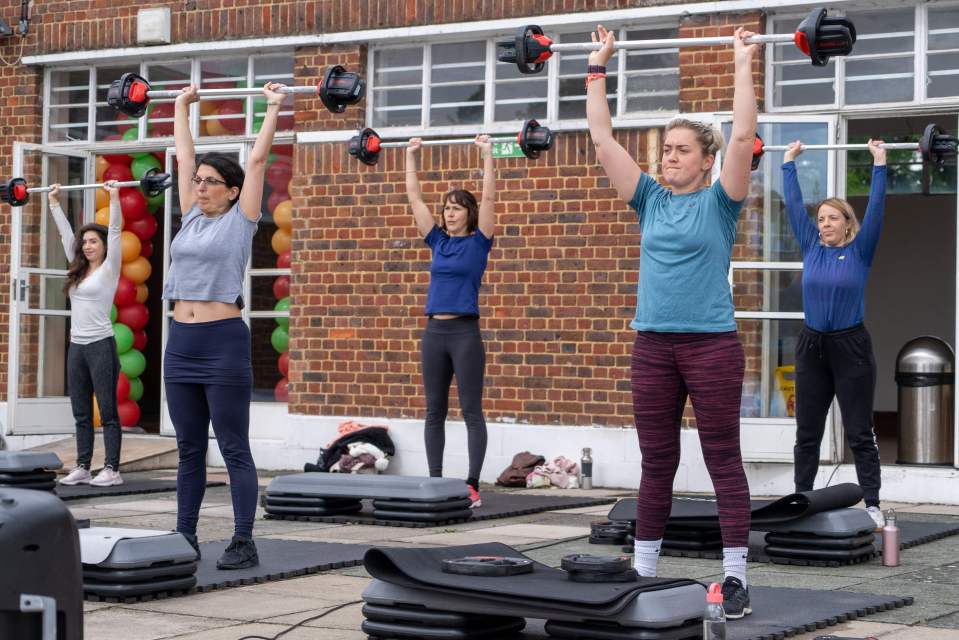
[90, 466, 123, 487]
[59, 467, 92, 485]
[866, 506, 885, 530]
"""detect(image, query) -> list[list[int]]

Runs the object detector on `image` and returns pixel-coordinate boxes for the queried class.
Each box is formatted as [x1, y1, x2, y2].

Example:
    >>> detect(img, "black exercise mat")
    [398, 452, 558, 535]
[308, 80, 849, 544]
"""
[57, 478, 226, 501]
[608, 484, 863, 528]
[365, 542, 696, 617]
[264, 491, 615, 528]
[84, 538, 370, 602]
[875, 520, 959, 552]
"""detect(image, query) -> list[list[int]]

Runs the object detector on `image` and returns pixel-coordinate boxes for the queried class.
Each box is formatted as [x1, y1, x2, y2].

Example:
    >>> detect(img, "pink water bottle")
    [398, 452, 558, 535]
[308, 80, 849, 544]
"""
[882, 509, 899, 567]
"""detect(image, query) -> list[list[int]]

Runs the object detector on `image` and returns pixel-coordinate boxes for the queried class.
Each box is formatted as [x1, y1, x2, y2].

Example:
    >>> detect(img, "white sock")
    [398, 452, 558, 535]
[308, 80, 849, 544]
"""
[722, 547, 748, 587]
[633, 539, 662, 577]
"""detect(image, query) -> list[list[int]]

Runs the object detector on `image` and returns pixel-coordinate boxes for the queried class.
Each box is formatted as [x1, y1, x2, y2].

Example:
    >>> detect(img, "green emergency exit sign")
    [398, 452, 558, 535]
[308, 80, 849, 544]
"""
[492, 141, 526, 158]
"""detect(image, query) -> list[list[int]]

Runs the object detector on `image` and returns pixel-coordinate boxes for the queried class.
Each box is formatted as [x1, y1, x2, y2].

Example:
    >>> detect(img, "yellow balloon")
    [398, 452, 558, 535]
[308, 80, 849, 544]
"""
[273, 200, 292, 232]
[271, 228, 291, 255]
[135, 284, 149, 304]
[120, 231, 142, 263]
[95, 156, 110, 182]
[93, 395, 101, 429]
[121, 256, 152, 285]
[95, 207, 124, 229]
[200, 101, 217, 116]
[95, 187, 110, 211]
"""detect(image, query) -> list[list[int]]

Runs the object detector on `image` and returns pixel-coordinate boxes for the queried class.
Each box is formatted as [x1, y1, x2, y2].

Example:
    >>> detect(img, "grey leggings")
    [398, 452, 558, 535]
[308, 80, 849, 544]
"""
[67, 337, 122, 469]
[421, 317, 487, 489]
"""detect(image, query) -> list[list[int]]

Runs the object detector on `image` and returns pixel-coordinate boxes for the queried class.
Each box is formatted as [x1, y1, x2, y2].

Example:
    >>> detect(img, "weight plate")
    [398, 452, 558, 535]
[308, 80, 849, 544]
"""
[441, 555, 534, 577]
[561, 554, 632, 573]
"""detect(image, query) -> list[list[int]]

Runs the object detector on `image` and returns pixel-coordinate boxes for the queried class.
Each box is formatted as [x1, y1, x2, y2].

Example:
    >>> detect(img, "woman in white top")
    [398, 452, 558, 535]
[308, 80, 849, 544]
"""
[51, 181, 125, 487]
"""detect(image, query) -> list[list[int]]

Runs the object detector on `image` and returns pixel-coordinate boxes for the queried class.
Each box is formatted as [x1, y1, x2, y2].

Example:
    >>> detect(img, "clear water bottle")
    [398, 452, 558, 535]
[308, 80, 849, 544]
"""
[703, 582, 726, 640]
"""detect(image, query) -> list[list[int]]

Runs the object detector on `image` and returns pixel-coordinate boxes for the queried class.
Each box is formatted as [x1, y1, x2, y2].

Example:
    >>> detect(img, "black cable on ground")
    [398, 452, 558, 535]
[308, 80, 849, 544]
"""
[236, 599, 364, 640]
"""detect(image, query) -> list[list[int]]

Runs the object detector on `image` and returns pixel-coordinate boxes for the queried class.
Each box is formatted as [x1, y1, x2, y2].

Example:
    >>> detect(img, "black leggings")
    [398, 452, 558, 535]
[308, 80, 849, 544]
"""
[67, 337, 122, 469]
[421, 317, 487, 488]
[794, 324, 881, 507]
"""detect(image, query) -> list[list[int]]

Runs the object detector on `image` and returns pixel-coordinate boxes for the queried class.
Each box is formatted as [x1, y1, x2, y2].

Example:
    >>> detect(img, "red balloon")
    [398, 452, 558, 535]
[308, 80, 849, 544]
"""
[119, 188, 148, 222]
[103, 164, 134, 183]
[278, 352, 289, 377]
[114, 277, 137, 307]
[117, 303, 149, 331]
[274, 378, 289, 403]
[116, 372, 130, 403]
[102, 135, 133, 164]
[272, 275, 290, 300]
[128, 215, 158, 241]
[153, 152, 166, 167]
[276, 250, 291, 269]
[140, 240, 154, 259]
[216, 100, 246, 135]
[147, 102, 175, 137]
[132, 329, 148, 351]
[273, 144, 293, 159]
[265, 159, 292, 191]
[118, 400, 141, 427]
[267, 190, 289, 215]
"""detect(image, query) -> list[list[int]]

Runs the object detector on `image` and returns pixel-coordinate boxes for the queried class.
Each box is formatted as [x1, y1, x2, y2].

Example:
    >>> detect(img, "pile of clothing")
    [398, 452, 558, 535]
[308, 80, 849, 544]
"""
[496, 452, 580, 489]
[304, 421, 395, 474]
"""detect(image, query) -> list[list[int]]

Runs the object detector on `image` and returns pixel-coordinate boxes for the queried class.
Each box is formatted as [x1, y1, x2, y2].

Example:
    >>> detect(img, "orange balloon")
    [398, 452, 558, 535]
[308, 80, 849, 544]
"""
[120, 231, 142, 263]
[93, 395, 101, 429]
[95, 207, 124, 229]
[271, 228, 291, 255]
[96, 187, 110, 211]
[121, 256, 152, 285]
[273, 200, 292, 232]
[95, 156, 110, 181]
[200, 101, 217, 116]
[135, 283, 149, 304]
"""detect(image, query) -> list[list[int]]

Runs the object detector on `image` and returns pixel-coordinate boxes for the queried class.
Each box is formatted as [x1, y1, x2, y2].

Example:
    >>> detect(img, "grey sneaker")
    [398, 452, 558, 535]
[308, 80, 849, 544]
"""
[721, 576, 752, 619]
[90, 466, 123, 487]
[866, 506, 884, 530]
[59, 467, 92, 485]
[216, 536, 259, 570]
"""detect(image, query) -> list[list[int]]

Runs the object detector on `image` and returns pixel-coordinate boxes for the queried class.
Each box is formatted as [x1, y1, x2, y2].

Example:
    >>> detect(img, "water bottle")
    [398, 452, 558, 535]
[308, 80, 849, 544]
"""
[882, 509, 900, 567]
[703, 582, 726, 639]
[580, 447, 593, 490]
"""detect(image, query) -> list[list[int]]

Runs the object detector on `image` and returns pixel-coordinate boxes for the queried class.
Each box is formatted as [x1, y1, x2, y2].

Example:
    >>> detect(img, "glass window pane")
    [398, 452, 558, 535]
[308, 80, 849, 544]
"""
[199, 59, 249, 138]
[18, 314, 70, 399]
[494, 54, 547, 122]
[845, 8, 915, 55]
[145, 62, 190, 139]
[430, 42, 485, 83]
[770, 15, 837, 108]
[253, 55, 295, 133]
[255, 142, 295, 270]
[845, 57, 914, 104]
[928, 52, 959, 99]
[623, 27, 678, 114]
[928, 7, 959, 50]
[733, 269, 804, 313]
[558, 31, 617, 120]
[738, 319, 804, 418]
[251, 317, 288, 403]
[49, 69, 90, 141]
[373, 48, 423, 128]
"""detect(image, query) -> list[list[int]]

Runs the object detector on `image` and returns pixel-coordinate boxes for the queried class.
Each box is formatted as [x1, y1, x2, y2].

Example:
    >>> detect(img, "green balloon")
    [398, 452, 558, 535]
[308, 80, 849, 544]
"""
[121, 127, 138, 142]
[119, 348, 146, 379]
[270, 326, 289, 354]
[274, 297, 290, 329]
[131, 154, 162, 180]
[127, 376, 144, 402]
[110, 305, 117, 323]
[146, 191, 165, 214]
[113, 322, 134, 354]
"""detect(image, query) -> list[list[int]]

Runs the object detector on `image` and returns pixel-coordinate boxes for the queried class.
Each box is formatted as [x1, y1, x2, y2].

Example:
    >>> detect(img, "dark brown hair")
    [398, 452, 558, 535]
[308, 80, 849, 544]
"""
[64, 223, 108, 294]
[439, 189, 479, 234]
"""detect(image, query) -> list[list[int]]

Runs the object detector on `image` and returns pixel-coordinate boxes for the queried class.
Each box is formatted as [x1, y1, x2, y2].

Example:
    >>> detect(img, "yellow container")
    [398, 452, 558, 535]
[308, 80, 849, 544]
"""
[775, 365, 796, 417]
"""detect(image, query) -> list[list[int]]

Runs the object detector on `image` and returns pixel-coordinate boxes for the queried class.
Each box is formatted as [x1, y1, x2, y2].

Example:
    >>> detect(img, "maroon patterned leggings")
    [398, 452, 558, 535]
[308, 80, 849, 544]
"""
[631, 330, 751, 547]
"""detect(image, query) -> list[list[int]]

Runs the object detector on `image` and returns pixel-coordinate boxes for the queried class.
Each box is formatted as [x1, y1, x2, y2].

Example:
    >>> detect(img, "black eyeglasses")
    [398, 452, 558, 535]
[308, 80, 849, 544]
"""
[191, 176, 228, 187]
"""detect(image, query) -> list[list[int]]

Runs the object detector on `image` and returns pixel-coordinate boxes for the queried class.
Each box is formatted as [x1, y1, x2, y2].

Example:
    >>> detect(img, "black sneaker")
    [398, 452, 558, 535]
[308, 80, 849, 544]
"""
[180, 532, 201, 560]
[216, 536, 259, 570]
[721, 576, 751, 619]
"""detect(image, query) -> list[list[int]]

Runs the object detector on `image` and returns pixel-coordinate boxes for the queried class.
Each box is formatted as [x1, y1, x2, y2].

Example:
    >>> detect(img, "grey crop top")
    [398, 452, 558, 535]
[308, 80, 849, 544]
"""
[162, 200, 261, 305]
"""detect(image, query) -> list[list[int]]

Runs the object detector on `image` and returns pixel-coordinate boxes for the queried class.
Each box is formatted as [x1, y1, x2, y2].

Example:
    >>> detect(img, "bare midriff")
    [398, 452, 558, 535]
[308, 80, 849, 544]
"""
[431, 313, 462, 320]
[173, 300, 241, 323]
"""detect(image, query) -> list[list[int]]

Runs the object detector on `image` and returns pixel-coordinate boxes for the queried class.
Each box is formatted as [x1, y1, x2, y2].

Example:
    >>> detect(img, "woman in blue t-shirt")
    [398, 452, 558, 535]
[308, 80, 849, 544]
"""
[782, 139, 887, 530]
[405, 134, 495, 508]
[585, 25, 757, 617]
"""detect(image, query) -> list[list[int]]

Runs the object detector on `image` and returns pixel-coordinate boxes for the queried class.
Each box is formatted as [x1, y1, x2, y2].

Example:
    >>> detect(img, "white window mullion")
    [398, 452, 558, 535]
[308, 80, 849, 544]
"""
[422, 44, 431, 129]
[547, 34, 559, 124]
[484, 38, 495, 128]
[615, 28, 626, 119]
[87, 67, 96, 143]
[365, 46, 375, 126]
[917, 3, 928, 103]
[42, 67, 51, 145]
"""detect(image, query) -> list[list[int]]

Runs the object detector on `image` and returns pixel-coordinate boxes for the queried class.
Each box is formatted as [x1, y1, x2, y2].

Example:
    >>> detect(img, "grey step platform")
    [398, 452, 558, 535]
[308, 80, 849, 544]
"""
[758, 508, 875, 537]
[81, 529, 198, 599]
[264, 473, 472, 523]
[0, 452, 63, 492]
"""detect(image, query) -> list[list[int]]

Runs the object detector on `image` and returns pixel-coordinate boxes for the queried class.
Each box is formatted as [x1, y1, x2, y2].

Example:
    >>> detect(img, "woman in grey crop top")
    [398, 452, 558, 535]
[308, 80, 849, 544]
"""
[162, 81, 286, 571]
[49, 181, 126, 488]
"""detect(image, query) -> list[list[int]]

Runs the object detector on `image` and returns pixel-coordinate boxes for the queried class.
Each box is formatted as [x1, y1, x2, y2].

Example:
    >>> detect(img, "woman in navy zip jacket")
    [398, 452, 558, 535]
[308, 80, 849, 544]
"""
[782, 139, 887, 529]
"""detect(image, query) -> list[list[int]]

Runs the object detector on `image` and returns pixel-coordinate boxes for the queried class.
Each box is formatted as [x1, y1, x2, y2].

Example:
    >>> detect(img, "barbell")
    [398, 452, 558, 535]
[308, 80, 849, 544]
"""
[0, 168, 172, 208]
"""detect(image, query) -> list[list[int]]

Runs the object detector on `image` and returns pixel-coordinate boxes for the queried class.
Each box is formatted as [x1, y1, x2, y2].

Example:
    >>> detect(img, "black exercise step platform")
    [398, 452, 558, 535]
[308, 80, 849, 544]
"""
[0, 452, 62, 492]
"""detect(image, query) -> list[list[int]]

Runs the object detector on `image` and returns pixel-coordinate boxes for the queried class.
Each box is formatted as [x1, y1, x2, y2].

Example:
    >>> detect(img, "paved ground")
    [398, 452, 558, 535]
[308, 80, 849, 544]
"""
[70, 471, 959, 640]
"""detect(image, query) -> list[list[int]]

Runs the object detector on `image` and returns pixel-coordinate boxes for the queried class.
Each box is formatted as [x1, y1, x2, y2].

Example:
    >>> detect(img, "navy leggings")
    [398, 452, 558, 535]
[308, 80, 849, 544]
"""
[164, 318, 258, 539]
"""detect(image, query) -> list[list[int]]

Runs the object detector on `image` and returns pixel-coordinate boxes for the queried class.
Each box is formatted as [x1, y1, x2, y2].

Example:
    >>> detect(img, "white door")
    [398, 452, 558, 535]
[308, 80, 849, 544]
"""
[721, 116, 840, 462]
[6, 142, 92, 435]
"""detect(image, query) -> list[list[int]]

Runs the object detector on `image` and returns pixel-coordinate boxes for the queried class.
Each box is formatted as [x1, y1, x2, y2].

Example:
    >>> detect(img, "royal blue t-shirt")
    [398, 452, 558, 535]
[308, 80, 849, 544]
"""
[628, 173, 744, 332]
[424, 225, 493, 316]
[782, 161, 886, 332]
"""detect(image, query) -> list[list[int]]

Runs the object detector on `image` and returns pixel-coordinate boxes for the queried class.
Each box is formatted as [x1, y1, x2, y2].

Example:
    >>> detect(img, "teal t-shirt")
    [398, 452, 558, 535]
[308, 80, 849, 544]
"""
[628, 173, 744, 332]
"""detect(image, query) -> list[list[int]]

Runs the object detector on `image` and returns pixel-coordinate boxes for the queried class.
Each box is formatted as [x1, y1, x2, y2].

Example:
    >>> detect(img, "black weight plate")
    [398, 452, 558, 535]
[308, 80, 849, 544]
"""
[441, 555, 534, 577]
[372, 498, 473, 512]
[561, 554, 632, 573]
[589, 534, 627, 545]
[567, 568, 638, 583]
[592, 519, 631, 531]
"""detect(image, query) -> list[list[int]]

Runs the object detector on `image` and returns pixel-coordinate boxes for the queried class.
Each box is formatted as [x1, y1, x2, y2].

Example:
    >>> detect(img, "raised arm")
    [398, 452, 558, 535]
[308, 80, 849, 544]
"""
[586, 25, 642, 203]
[475, 134, 495, 239]
[103, 181, 123, 277]
[856, 139, 888, 264]
[781, 141, 818, 255]
[405, 139, 436, 237]
[719, 27, 759, 202]
[174, 86, 199, 214]
[46, 185, 76, 262]
[239, 82, 286, 222]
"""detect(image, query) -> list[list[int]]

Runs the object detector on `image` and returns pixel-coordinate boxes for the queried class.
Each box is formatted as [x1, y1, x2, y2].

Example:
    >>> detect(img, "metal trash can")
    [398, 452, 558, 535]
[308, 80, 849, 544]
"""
[895, 336, 955, 465]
